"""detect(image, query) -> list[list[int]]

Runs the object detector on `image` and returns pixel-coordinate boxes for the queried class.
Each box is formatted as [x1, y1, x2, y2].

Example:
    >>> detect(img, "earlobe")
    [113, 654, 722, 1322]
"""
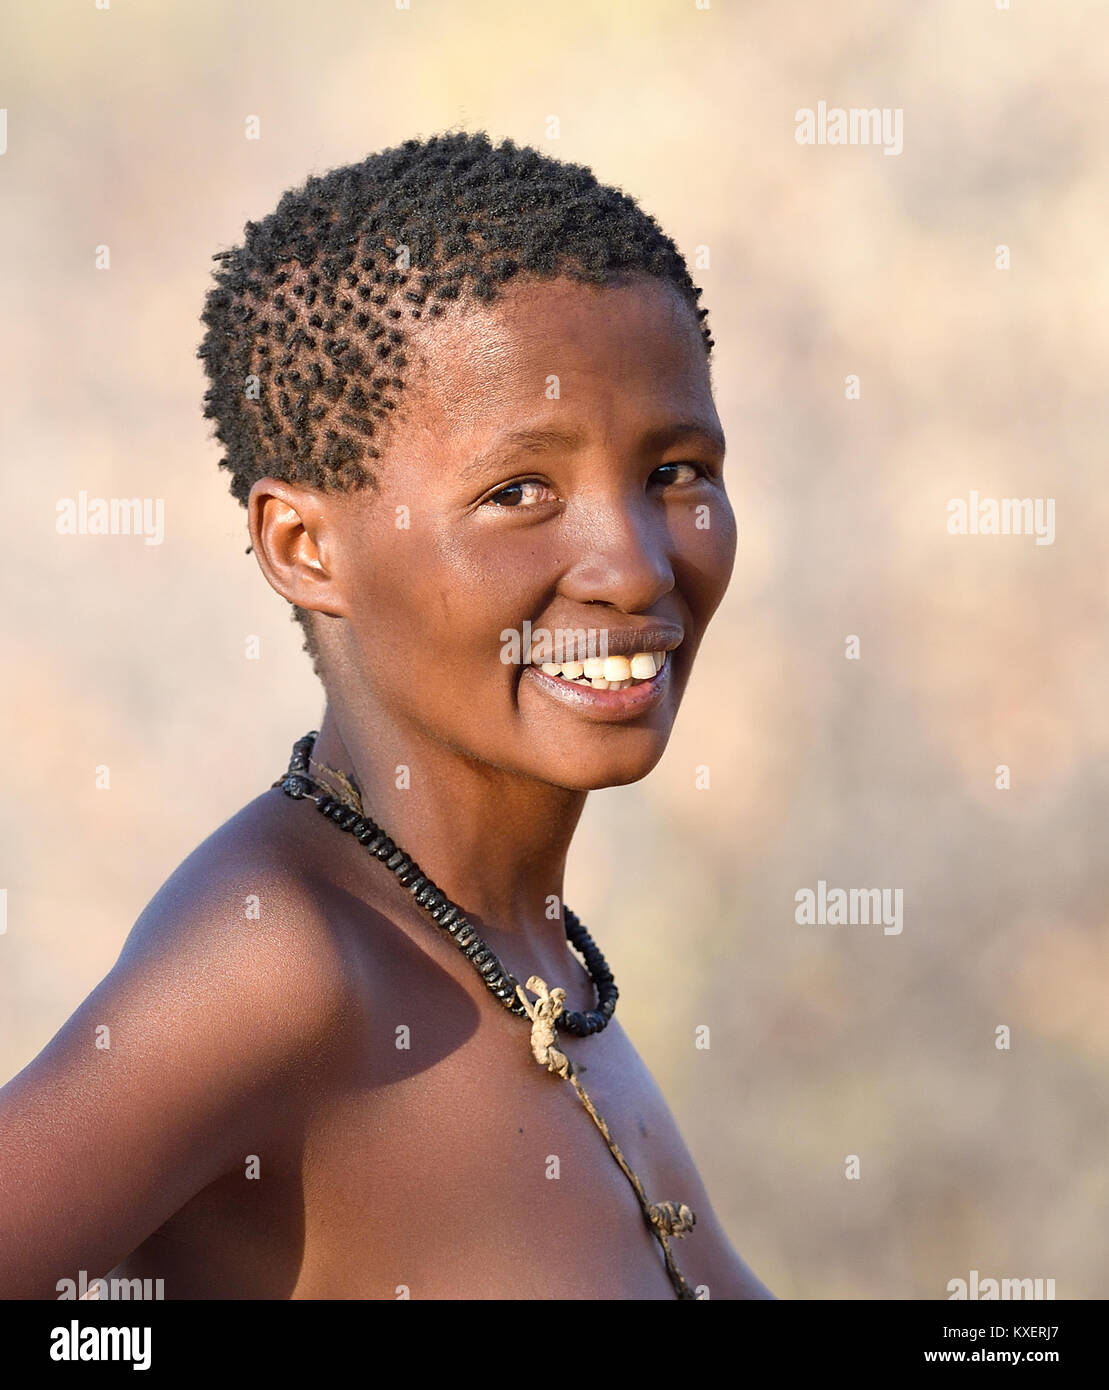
[247, 478, 347, 618]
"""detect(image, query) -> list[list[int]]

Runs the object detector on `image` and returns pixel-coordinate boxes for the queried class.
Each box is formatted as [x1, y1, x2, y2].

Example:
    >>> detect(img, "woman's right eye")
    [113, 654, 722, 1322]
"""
[485, 479, 558, 508]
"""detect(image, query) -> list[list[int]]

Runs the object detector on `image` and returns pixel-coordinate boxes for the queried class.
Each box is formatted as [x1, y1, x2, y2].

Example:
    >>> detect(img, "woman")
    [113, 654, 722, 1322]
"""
[0, 131, 773, 1300]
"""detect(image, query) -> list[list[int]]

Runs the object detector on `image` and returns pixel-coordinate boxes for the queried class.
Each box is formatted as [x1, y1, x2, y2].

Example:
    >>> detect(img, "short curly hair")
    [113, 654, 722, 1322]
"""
[197, 130, 714, 672]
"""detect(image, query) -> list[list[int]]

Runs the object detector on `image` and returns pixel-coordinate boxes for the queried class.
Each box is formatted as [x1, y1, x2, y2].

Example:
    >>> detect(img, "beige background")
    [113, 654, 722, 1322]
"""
[2, 0, 1106, 1298]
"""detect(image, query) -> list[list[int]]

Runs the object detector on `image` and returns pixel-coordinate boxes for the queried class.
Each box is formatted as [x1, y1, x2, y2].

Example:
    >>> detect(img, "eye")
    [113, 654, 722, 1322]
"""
[484, 478, 559, 508]
[651, 461, 710, 487]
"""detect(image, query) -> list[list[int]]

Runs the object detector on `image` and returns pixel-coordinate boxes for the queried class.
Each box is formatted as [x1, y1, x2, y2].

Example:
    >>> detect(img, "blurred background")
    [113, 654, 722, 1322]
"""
[1, 0, 1106, 1299]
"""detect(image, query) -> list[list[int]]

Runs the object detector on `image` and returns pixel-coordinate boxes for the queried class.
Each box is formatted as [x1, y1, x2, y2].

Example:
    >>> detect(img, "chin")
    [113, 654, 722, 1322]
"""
[536, 737, 671, 792]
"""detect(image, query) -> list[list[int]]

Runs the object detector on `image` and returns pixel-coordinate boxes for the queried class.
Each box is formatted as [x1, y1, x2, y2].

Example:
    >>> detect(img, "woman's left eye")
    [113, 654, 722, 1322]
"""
[651, 462, 706, 487]
[485, 479, 558, 508]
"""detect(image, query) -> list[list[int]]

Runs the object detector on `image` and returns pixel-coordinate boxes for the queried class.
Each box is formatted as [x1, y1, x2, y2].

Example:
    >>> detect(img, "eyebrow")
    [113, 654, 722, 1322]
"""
[457, 419, 727, 485]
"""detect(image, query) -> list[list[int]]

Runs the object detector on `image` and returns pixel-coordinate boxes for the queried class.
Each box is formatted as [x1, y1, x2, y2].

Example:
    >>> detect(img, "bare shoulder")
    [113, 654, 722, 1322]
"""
[121, 786, 344, 946]
[0, 790, 378, 1295]
[111, 787, 375, 1086]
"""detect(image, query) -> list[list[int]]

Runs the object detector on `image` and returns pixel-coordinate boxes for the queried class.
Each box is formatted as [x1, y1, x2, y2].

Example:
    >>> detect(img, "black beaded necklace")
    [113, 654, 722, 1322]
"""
[274, 729, 698, 1300]
[275, 730, 619, 1036]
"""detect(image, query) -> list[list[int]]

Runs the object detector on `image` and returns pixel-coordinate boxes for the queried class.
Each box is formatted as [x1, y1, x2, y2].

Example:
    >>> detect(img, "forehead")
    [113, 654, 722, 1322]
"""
[397, 275, 712, 441]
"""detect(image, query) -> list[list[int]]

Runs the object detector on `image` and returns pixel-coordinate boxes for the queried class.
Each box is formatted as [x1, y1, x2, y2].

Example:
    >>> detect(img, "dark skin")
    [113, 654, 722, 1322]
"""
[0, 274, 773, 1299]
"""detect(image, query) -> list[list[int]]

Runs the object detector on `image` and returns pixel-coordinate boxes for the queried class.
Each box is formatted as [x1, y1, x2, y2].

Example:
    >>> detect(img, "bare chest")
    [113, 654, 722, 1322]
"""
[297, 1012, 730, 1299]
[124, 1011, 739, 1300]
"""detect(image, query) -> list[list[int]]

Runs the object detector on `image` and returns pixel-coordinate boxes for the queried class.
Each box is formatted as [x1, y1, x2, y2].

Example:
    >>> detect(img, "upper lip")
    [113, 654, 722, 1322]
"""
[528, 624, 684, 663]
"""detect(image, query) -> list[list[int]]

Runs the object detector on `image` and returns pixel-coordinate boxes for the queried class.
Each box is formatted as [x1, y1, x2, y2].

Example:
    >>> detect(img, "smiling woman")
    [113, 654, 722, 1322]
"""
[0, 130, 773, 1301]
[252, 271, 737, 794]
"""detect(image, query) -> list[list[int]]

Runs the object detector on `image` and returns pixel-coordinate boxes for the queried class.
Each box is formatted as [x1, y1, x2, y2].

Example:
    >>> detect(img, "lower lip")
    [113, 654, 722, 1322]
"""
[519, 654, 673, 722]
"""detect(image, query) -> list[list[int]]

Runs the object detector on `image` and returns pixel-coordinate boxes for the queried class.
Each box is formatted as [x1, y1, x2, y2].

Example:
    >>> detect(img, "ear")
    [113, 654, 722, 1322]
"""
[247, 478, 349, 618]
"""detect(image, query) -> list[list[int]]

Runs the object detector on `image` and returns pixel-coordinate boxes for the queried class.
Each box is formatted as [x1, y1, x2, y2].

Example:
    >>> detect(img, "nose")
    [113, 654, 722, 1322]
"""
[559, 496, 676, 614]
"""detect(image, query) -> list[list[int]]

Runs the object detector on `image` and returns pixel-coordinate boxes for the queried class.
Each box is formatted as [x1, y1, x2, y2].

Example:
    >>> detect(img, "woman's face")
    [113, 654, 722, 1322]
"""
[316, 273, 736, 791]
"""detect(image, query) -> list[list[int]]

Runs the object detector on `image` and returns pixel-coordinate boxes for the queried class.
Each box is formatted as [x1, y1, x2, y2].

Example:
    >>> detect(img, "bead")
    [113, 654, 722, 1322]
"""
[281, 775, 310, 798]
[407, 876, 428, 896]
[385, 850, 406, 871]
[437, 906, 460, 927]
[289, 736, 315, 772]
[373, 839, 396, 860]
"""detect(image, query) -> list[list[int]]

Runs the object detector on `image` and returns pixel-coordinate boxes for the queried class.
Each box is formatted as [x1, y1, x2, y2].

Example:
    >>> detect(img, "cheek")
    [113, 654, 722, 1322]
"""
[345, 522, 547, 679]
[675, 492, 737, 612]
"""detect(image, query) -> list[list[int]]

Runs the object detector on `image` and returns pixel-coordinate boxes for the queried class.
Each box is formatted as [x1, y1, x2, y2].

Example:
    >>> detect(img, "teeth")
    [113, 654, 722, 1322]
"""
[533, 649, 668, 688]
[630, 653, 656, 679]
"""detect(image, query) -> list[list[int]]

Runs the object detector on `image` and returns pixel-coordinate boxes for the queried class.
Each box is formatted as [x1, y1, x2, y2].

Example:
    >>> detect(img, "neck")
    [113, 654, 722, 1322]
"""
[309, 701, 588, 955]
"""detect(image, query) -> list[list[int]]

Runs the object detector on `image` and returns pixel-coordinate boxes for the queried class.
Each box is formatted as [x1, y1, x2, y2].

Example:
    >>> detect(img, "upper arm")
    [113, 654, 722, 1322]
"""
[0, 865, 355, 1299]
